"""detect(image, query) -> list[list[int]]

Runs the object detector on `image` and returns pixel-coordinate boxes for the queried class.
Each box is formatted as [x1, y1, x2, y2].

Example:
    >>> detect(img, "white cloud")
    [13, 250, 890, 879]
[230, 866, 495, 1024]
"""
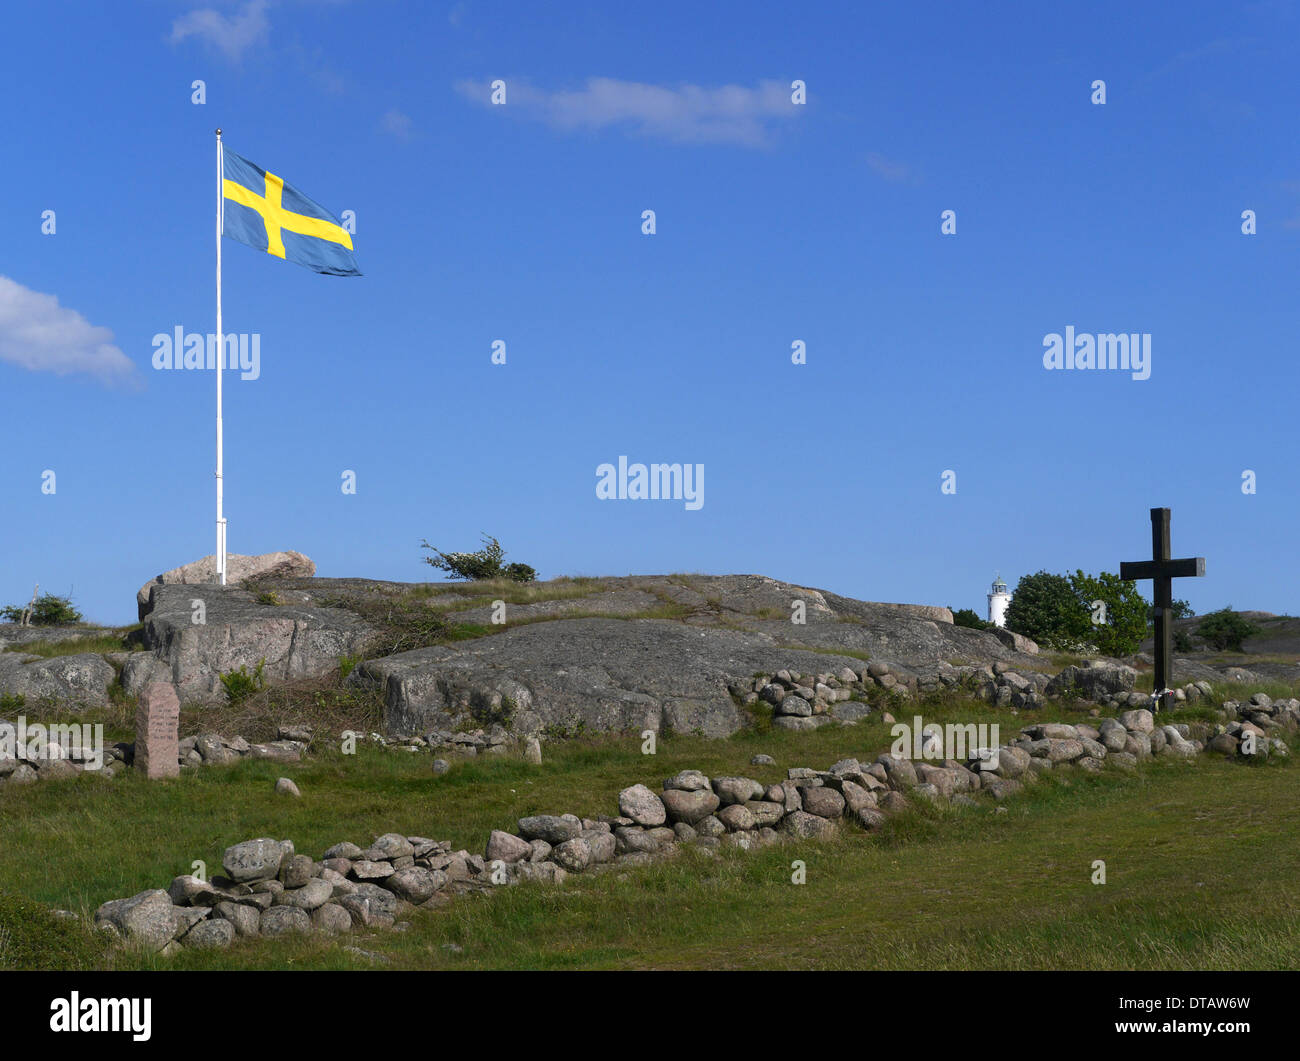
[170, 0, 270, 63]
[380, 108, 415, 141]
[456, 77, 801, 147]
[865, 152, 914, 184]
[0, 277, 137, 386]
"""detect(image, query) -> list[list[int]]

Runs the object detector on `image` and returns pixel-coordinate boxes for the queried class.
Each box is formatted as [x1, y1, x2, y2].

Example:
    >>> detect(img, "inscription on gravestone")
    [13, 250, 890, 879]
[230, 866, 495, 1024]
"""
[135, 681, 180, 779]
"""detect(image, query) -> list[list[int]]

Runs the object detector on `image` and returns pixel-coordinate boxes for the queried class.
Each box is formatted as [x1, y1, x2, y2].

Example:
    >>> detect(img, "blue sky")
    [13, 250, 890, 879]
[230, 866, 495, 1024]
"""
[1, 0, 1297, 625]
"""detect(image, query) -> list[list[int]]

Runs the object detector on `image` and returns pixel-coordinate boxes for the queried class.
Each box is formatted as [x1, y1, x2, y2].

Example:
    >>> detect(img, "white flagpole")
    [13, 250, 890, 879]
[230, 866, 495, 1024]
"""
[215, 128, 227, 586]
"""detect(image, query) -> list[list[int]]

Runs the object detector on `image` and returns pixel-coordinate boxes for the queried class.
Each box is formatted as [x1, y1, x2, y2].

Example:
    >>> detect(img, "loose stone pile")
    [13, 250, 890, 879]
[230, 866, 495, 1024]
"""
[87, 701, 1293, 953]
[362, 723, 517, 758]
[0, 724, 308, 787]
[740, 659, 1144, 722]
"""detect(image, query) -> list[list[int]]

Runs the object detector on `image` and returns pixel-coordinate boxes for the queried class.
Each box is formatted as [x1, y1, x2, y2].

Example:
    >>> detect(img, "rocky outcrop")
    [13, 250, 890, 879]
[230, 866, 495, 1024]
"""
[341, 570, 1044, 740]
[137, 551, 316, 621]
[353, 618, 890, 739]
[125, 585, 377, 704]
[0, 652, 115, 710]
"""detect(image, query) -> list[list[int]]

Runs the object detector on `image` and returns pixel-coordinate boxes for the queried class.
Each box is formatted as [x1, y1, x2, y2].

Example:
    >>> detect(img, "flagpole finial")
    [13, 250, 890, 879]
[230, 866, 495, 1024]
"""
[215, 128, 222, 137]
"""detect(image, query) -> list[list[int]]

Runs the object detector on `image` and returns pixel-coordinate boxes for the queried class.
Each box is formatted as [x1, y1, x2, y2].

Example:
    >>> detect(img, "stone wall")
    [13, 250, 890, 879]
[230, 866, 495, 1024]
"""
[86, 696, 1295, 953]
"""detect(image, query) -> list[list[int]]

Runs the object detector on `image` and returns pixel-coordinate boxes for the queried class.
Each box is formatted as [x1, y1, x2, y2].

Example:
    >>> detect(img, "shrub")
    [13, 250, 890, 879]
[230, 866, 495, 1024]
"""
[220, 659, 266, 705]
[1195, 608, 1259, 652]
[1005, 572, 1087, 647]
[420, 534, 536, 583]
[0, 593, 83, 627]
[1068, 569, 1149, 657]
[950, 607, 990, 631]
[1004, 570, 1150, 655]
[502, 562, 537, 583]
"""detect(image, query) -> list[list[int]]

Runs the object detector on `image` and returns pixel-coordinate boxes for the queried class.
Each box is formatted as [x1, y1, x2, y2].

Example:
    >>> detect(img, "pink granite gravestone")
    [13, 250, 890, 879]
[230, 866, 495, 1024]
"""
[135, 682, 180, 779]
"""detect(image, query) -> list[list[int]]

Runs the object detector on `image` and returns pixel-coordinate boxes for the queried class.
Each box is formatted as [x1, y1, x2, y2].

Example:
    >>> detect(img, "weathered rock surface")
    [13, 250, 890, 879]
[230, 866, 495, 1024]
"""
[137, 550, 316, 621]
[93, 890, 176, 950]
[348, 573, 1037, 739]
[222, 838, 289, 883]
[618, 784, 667, 826]
[125, 585, 377, 704]
[0, 652, 116, 710]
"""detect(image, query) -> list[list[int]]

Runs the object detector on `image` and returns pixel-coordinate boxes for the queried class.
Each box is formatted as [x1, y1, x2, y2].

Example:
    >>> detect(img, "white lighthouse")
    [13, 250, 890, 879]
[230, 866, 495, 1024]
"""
[987, 574, 1010, 628]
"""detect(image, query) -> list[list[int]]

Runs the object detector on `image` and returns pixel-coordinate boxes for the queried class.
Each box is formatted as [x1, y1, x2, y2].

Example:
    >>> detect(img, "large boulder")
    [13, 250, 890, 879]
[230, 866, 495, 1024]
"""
[990, 628, 1039, 655]
[661, 788, 721, 825]
[0, 653, 116, 711]
[94, 890, 176, 950]
[126, 585, 376, 705]
[1045, 662, 1137, 700]
[618, 784, 667, 826]
[138, 551, 316, 621]
[222, 838, 290, 883]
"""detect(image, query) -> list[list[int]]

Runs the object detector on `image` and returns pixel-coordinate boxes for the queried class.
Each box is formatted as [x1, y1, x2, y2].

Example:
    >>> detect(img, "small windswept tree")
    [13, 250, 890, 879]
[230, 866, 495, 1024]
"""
[1, 591, 83, 627]
[420, 534, 536, 583]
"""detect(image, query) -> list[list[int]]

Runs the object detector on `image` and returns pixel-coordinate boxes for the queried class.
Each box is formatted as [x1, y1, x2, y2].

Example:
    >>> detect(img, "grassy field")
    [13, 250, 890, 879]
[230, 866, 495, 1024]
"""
[1, 699, 1296, 971]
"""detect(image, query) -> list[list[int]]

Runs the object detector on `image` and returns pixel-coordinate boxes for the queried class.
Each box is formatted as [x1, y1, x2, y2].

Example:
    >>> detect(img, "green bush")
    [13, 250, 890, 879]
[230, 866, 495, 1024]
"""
[420, 534, 536, 583]
[1068, 569, 1149, 657]
[220, 659, 266, 704]
[1195, 608, 1259, 652]
[950, 607, 990, 631]
[1005, 571, 1086, 647]
[0, 593, 83, 626]
[1004, 570, 1150, 655]
[502, 562, 538, 583]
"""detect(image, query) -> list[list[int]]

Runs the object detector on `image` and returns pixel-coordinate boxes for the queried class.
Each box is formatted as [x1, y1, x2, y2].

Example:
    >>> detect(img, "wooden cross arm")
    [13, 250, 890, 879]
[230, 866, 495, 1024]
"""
[1120, 557, 1206, 580]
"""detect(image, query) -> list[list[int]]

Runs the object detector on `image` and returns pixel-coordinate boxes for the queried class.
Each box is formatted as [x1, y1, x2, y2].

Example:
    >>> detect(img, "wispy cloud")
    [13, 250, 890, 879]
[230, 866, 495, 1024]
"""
[456, 77, 801, 147]
[170, 0, 270, 63]
[865, 152, 914, 184]
[0, 277, 137, 387]
[380, 108, 415, 141]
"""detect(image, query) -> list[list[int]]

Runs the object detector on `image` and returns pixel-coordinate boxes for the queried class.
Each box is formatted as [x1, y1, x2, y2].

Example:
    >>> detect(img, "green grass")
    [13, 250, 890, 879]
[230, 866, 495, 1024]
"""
[2, 629, 142, 659]
[0, 892, 104, 970]
[1, 696, 1295, 970]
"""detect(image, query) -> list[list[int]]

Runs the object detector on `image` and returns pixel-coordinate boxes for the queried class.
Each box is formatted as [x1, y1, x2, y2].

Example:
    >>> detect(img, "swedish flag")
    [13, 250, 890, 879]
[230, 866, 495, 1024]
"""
[222, 148, 361, 277]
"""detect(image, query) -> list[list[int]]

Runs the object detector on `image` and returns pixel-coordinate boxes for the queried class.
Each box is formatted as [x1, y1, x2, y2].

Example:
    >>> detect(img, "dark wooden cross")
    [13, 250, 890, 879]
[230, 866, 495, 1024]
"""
[1119, 507, 1205, 711]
